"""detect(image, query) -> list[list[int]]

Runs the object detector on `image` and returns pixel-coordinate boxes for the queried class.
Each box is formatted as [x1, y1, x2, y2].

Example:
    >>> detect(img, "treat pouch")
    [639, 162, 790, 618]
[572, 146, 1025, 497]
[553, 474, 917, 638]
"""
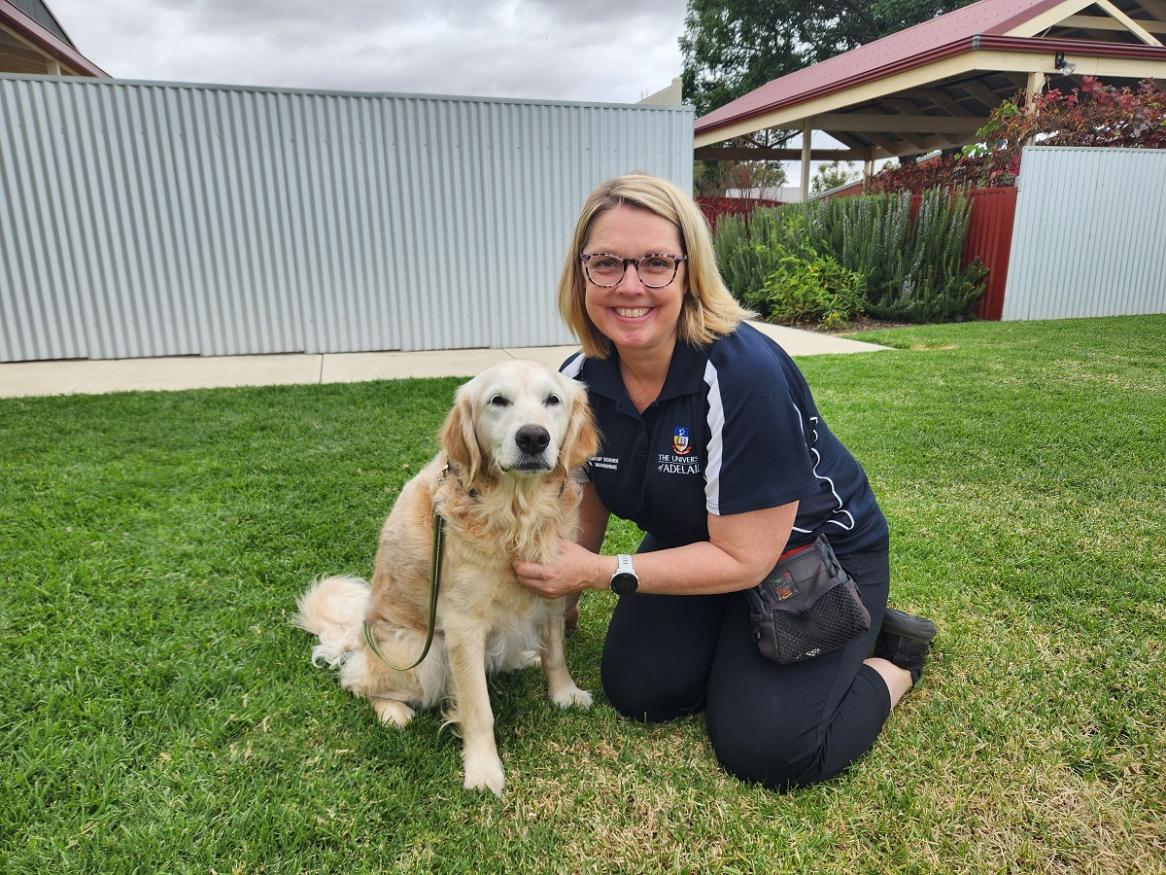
[744, 534, 871, 664]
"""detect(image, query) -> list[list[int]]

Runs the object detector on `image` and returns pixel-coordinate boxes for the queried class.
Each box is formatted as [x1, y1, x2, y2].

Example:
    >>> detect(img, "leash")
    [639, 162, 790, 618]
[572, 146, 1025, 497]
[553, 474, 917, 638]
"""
[362, 466, 448, 672]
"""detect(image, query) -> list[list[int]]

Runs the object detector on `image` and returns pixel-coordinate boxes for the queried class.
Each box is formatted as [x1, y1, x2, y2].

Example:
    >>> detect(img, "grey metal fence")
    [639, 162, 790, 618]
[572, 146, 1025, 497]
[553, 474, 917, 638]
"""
[1004, 146, 1166, 321]
[0, 74, 693, 362]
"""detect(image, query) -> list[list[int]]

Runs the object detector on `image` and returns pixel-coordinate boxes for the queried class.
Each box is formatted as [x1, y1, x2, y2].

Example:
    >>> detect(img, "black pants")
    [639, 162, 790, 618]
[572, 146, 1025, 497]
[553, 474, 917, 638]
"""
[600, 536, 892, 791]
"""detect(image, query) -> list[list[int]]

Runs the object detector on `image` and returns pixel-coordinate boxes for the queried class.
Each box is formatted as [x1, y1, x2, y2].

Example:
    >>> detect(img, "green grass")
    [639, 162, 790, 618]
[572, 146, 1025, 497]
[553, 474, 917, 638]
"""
[2, 316, 1164, 874]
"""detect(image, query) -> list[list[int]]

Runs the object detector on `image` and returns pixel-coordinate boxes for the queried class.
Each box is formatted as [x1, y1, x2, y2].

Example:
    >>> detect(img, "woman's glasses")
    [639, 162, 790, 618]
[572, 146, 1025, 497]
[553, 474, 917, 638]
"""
[580, 253, 686, 288]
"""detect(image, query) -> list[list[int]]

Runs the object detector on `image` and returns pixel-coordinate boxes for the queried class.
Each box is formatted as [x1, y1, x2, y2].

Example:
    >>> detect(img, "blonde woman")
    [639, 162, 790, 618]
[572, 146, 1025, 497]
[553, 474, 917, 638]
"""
[515, 173, 935, 790]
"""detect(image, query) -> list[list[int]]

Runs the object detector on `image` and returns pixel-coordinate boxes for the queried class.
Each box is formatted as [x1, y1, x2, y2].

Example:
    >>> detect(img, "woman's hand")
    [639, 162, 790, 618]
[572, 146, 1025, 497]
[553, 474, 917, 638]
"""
[514, 538, 609, 600]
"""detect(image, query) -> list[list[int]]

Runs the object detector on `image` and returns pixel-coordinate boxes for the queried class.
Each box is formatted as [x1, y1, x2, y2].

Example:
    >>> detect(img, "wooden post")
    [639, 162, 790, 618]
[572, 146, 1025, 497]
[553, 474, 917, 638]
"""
[800, 120, 812, 202]
[46, 59, 62, 75]
[1024, 71, 1046, 148]
[1025, 71, 1046, 114]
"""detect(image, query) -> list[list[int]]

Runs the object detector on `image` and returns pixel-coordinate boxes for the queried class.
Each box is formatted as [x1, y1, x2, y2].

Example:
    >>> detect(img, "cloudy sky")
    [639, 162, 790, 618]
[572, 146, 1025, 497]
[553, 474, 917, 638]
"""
[47, 0, 689, 104]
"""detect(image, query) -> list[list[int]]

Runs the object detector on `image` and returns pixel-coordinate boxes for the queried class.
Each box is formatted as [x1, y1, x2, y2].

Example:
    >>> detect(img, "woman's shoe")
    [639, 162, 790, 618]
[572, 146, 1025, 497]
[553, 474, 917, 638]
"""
[874, 607, 937, 684]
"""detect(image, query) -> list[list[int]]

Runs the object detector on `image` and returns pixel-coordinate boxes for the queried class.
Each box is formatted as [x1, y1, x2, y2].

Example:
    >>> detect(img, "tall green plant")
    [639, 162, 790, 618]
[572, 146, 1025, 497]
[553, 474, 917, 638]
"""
[803, 193, 913, 295]
[868, 188, 985, 322]
[711, 188, 984, 325]
[713, 207, 808, 305]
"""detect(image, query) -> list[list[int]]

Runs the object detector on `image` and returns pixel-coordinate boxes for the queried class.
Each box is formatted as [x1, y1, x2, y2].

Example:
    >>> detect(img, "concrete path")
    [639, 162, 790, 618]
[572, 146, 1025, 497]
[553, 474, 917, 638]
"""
[0, 322, 887, 399]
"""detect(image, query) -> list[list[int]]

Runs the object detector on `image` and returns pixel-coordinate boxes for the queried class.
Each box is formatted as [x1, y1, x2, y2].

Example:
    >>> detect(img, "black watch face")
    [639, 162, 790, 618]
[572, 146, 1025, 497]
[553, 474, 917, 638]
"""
[611, 572, 638, 595]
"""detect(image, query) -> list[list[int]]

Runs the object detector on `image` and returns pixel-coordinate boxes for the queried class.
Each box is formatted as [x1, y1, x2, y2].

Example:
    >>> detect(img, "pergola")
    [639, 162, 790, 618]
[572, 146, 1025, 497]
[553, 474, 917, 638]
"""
[0, 0, 106, 77]
[693, 0, 1166, 198]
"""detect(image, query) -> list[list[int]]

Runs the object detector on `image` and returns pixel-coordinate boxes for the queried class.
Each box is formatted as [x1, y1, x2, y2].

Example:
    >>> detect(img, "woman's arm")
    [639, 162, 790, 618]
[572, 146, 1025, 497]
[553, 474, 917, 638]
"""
[557, 483, 610, 628]
[574, 482, 609, 553]
[514, 500, 798, 598]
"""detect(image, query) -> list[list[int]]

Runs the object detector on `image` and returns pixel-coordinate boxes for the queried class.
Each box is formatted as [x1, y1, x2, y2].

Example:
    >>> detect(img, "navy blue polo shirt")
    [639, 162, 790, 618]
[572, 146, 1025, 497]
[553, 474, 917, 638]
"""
[561, 322, 888, 557]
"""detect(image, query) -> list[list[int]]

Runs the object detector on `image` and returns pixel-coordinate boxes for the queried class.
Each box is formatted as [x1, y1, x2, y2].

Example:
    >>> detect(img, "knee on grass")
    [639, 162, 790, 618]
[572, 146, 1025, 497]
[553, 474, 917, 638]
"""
[600, 664, 705, 724]
[708, 718, 838, 792]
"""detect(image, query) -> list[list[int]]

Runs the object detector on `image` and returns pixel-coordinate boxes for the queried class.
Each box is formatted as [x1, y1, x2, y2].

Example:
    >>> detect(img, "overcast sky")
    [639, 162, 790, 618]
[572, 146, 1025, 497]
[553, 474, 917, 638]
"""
[47, 0, 688, 104]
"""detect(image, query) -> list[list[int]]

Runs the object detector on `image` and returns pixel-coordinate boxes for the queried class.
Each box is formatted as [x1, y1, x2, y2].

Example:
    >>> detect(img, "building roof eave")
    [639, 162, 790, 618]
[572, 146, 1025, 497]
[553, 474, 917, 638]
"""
[696, 37, 976, 136]
[0, 0, 109, 77]
[695, 35, 1166, 140]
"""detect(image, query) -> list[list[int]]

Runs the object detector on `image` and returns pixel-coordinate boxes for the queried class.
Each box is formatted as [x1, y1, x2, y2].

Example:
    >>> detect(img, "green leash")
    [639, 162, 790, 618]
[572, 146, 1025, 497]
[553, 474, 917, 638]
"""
[362, 508, 446, 672]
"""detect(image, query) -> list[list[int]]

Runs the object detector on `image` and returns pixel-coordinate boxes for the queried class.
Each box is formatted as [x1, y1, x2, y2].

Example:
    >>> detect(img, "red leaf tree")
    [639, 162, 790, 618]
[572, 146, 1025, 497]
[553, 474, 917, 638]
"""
[867, 77, 1166, 193]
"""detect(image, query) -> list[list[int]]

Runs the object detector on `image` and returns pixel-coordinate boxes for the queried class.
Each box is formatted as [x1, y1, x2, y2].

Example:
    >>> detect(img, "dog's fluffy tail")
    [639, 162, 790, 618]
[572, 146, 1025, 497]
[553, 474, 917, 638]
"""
[293, 575, 370, 668]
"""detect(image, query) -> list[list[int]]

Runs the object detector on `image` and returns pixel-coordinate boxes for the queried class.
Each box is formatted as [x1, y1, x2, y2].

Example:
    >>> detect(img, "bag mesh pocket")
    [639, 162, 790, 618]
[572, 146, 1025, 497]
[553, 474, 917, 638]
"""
[768, 580, 869, 662]
[745, 535, 871, 664]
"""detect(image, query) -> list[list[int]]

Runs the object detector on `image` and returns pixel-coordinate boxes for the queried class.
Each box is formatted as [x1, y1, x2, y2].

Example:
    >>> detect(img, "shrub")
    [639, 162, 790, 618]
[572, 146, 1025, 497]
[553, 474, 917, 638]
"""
[713, 207, 807, 303]
[800, 193, 913, 296]
[712, 189, 984, 326]
[863, 188, 985, 323]
[751, 244, 866, 329]
[872, 258, 988, 323]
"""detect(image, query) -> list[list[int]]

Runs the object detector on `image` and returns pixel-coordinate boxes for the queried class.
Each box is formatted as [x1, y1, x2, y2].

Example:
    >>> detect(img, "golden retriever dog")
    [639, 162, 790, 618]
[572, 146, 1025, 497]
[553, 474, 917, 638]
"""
[294, 359, 598, 796]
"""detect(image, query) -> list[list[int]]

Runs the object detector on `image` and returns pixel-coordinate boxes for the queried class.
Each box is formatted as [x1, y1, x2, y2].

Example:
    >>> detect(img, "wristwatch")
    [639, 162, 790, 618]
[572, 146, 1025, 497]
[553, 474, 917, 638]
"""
[609, 554, 639, 595]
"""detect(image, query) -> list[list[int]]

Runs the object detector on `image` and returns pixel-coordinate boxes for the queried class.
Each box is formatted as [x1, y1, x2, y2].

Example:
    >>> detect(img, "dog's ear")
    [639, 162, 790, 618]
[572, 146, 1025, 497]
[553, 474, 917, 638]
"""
[440, 382, 482, 485]
[558, 381, 599, 476]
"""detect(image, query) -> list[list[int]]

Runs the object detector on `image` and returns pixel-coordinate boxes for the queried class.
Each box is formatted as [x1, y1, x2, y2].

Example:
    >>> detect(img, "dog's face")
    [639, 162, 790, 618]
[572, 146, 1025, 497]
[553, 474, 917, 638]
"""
[441, 360, 598, 485]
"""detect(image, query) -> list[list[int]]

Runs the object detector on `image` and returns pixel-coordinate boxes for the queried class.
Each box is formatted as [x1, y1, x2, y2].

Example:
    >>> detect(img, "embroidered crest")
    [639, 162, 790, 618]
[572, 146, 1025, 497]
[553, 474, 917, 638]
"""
[672, 426, 691, 456]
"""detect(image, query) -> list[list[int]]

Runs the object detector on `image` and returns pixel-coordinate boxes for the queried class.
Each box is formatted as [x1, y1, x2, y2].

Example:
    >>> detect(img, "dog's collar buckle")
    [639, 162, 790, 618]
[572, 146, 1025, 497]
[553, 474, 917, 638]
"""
[439, 459, 478, 499]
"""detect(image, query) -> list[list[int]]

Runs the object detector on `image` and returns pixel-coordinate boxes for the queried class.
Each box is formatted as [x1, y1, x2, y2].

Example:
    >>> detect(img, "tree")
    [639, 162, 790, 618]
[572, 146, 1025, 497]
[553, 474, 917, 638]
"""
[681, 1, 980, 118]
[694, 159, 787, 198]
[811, 161, 860, 194]
[800, 1, 981, 65]
[680, 0, 807, 120]
[744, 160, 787, 192]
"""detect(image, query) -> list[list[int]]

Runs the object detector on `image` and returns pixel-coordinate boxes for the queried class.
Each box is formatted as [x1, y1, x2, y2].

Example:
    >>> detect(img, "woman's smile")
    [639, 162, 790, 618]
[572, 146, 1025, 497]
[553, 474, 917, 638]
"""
[613, 305, 653, 319]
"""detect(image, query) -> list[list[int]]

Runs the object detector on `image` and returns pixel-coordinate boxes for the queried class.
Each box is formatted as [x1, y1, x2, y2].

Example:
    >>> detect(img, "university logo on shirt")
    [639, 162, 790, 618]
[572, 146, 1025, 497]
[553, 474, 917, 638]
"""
[672, 426, 691, 456]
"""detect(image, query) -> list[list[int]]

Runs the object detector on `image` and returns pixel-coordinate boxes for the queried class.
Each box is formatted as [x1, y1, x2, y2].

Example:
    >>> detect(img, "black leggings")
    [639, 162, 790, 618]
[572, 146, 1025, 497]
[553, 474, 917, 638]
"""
[600, 536, 893, 791]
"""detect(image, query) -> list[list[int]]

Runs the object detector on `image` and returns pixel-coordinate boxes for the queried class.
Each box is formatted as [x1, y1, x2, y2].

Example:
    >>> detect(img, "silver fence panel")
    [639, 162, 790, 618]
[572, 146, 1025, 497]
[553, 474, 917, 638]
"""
[0, 74, 693, 361]
[1003, 146, 1166, 321]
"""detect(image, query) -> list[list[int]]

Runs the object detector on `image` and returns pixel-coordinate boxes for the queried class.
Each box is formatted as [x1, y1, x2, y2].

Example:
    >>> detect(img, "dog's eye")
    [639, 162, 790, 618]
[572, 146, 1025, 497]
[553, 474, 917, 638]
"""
[545, 394, 561, 407]
[489, 395, 511, 408]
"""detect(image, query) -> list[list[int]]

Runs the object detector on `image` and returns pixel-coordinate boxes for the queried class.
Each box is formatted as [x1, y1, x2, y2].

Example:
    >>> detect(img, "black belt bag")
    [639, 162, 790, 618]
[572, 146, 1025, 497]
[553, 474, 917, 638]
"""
[744, 534, 871, 664]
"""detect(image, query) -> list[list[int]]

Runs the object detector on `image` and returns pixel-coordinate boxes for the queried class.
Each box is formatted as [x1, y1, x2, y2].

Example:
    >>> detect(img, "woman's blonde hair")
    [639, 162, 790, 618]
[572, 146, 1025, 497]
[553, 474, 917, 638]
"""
[557, 172, 754, 358]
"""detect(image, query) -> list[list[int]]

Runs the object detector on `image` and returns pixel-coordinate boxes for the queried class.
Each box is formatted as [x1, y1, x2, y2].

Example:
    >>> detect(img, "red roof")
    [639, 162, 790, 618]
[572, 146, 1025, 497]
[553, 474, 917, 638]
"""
[0, 0, 108, 77]
[695, 0, 1162, 136]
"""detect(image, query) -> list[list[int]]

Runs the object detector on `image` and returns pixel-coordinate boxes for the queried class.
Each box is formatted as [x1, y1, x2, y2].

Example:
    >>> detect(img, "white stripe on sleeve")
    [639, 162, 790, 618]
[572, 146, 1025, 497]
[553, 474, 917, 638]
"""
[703, 360, 724, 514]
[560, 351, 585, 379]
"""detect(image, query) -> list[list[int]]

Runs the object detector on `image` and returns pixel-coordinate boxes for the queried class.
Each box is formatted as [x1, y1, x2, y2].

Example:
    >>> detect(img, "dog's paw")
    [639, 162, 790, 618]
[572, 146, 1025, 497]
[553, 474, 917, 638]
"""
[372, 698, 415, 728]
[550, 685, 593, 710]
[463, 753, 505, 797]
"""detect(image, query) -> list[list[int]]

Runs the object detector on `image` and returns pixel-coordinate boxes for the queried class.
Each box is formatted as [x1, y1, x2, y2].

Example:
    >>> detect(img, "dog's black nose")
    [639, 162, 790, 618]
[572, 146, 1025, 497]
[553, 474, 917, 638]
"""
[515, 425, 550, 455]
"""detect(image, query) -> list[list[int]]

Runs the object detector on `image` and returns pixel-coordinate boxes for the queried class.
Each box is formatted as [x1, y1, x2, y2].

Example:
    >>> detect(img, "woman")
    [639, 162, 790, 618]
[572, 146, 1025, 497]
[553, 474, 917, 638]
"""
[514, 173, 936, 790]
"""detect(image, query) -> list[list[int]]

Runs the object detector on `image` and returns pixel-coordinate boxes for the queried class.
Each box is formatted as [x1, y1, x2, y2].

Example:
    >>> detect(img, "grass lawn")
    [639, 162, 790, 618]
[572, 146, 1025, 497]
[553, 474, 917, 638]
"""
[2, 315, 1163, 874]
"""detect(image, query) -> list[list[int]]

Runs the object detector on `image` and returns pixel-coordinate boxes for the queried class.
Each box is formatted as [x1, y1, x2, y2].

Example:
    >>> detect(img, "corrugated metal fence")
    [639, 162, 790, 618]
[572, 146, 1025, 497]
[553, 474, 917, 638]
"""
[1003, 146, 1166, 321]
[964, 187, 1017, 321]
[0, 74, 694, 362]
